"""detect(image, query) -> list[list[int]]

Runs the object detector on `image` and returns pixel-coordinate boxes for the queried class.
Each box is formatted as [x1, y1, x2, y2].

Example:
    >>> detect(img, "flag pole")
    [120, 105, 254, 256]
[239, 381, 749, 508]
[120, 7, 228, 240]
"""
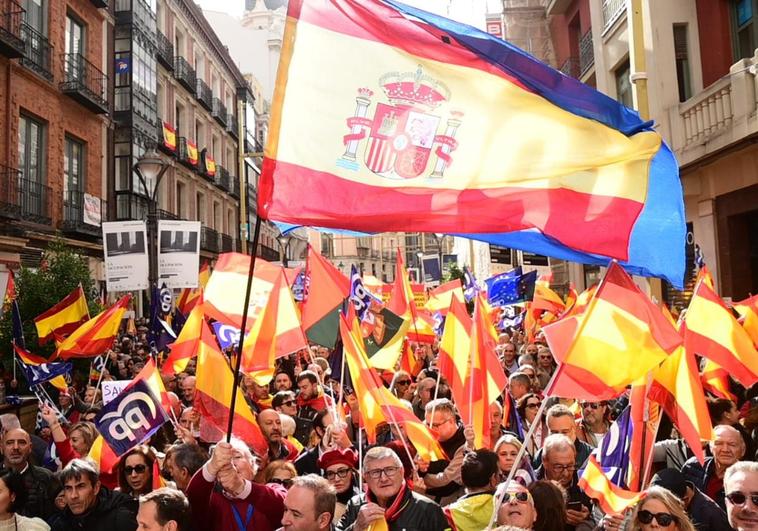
[426, 369, 442, 428]
[90, 356, 108, 409]
[357, 427, 363, 492]
[226, 216, 263, 443]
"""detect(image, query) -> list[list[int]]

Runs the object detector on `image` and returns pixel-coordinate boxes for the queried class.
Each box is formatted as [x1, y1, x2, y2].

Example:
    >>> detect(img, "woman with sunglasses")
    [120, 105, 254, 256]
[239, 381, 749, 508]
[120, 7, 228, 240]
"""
[117, 445, 158, 498]
[318, 448, 359, 522]
[263, 460, 297, 489]
[517, 393, 548, 456]
[494, 435, 534, 486]
[630, 486, 696, 531]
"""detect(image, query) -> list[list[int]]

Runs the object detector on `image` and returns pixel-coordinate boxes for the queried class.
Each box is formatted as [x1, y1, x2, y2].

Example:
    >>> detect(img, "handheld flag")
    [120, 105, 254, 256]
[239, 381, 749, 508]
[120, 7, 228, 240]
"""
[597, 406, 633, 488]
[301, 245, 350, 348]
[162, 290, 203, 375]
[485, 268, 537, 307]
[462, 266, 480, 303]
[579, 456, 642, 515]
[734, 294, 758, 347]
[425, 279, 464, 315]
[33, 285, 89, 344]
[701, 359, 737, 401]
[55, 295, 131, 359]
[87, 435, 120, 475]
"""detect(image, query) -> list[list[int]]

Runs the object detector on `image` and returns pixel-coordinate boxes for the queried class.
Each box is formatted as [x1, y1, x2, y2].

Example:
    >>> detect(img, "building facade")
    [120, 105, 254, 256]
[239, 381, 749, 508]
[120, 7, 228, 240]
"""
[313, 231, 401, 283]
[0, 0, 111, 288]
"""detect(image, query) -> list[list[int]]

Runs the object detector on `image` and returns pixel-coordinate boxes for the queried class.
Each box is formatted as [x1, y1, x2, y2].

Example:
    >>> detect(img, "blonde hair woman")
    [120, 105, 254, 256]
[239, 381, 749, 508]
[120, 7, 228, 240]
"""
[630, 486, 696, 531]
[494, 434, 533, 486]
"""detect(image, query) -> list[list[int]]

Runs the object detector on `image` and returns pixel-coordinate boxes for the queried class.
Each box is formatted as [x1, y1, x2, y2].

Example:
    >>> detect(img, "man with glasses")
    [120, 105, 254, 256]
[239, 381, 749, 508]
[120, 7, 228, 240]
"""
[419, 399, 467, 505]
[682, 424, 746, 511]
[336, 446, 450, 531]
[725, 461, 758, 531]
[273, 391, 299, 418]
[539, 434, 595, 530]
[576, 400, 611, 448]
[532, 404, 593, 471]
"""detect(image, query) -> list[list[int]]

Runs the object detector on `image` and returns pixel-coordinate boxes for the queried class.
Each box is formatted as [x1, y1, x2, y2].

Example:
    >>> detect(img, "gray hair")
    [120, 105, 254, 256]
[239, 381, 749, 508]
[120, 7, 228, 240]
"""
[425, 398, 457, 417]
[546, 404, 574, 423]
[725, 461, 758, 488]
[363, 446, 402, 469]
[542, 434, 575, 459]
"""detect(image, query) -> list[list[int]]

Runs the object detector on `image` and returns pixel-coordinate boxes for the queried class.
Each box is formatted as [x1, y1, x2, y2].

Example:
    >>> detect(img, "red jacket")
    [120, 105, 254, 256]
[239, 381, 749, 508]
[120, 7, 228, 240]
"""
[186, 467, 286, 531]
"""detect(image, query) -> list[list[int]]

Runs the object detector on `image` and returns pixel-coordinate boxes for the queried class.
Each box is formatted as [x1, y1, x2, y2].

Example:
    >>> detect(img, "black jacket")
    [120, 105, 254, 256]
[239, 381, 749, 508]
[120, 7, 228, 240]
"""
[681, 456, 727, 510]
[423, 425, 465, 501]
[689, 487, 732, 531]
[336, 487, 450, 531]
[18, 464, 60, 520]
[49, 487, 138, 531]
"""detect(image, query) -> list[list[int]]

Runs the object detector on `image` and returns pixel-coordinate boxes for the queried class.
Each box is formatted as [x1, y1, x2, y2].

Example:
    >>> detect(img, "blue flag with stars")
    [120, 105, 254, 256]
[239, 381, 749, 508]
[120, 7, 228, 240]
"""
[486, 268, 537, 306]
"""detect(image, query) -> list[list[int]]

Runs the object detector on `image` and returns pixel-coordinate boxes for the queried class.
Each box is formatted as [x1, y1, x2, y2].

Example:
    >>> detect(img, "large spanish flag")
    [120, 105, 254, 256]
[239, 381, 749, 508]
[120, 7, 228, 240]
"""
[259, 0, 685, 286]
[34, 286, 90, 344]
[425, 279, 464, 315]
[55, 295, 130, 359]
[734, 294, 758, 347]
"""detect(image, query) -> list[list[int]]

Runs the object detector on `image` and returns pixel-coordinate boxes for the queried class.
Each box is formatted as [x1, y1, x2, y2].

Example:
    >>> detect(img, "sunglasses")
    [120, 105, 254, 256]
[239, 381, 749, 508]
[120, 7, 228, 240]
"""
[269, 478, 293, 488]
[124, 464, 147, 475]
[525, 402, 542, 409]
[727, 492, 758, 506]
[395, 380, 411, 386]
[325, 468, 352, 480]
[503, 491, 531, 504]
[581, 402, 607, 409]
[281, 400, 297, 407]
[637, 510, 675, 526]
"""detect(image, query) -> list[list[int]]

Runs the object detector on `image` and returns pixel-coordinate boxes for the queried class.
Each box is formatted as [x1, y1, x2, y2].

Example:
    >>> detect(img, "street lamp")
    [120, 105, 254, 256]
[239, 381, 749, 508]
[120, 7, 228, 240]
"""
[433, 233, 445, 282]
[133, 148, 169, 290]
[277, 233, 292, 268]
[416, 251, 424, 284]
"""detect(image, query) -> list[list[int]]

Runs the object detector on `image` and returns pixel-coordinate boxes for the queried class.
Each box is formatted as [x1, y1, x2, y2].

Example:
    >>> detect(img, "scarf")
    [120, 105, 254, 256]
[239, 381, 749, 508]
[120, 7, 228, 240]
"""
[366, 481, 411, 523]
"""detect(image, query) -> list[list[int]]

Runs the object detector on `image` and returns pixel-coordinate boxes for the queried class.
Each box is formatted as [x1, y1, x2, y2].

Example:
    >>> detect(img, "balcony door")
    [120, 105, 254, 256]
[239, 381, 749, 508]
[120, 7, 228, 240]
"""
[64, 15, 85, 81]
[64, 136, 84, 216]
[18, 114, 46, 217]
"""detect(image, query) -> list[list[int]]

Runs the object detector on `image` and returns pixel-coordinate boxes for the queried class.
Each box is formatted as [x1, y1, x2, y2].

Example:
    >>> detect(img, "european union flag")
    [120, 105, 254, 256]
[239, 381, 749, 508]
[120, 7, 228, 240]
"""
[486, 268, 537, 306]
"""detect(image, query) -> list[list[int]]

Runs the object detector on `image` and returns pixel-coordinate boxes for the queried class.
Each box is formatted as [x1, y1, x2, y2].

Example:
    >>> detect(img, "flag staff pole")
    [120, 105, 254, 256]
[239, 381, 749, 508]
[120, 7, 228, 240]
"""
[90, 356, 109, 409]
[226, 216, 263, 442]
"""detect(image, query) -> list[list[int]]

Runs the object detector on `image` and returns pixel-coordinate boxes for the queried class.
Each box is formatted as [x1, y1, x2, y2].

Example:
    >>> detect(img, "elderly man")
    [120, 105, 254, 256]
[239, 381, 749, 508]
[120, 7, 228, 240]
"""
[508, 372, 531, 401]
[725, 461, 758, 531]
[682, 424, 746, 510]
[532, 404, 593, 471]
[390, 371, 414, 401]
[51, 459, 137, 531]
[496, 482, 537, 529]
[538, 434, 595, 531]
[444, 449, 499, 531]
[281, 475, 337, 531]
[164, 443, 208, 492]
[180, 376, 196, 407]
[186, 438, 286, 530]
[336, 446, 450, 531]
[137, 488, 192, 531]
[3, 427, 59, 519]
[418, 399, 466, 505]
[412, 377, 437, 421]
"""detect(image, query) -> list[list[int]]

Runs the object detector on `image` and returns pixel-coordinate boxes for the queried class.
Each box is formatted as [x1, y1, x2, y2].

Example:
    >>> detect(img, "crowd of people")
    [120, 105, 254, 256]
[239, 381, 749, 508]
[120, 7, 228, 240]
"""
[0, 319, 757, 531]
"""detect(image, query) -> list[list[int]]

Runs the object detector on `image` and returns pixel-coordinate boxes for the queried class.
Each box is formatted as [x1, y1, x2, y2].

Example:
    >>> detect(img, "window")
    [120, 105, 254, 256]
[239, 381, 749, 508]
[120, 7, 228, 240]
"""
[196, 192, 205, 222]
[64, 136, 84, 197]
[175, 102, 184, 135]
[674, 24, 692, 102]
[194, 48, 204, 80]
[18, 114, 45, 184]
[22, 0, 45, 33]
[174, 30, 184, 57]
[733, 0, 757, 60]
[195, 119, 204, 146]
[176, 181, 186, 219]
[614, 59, 633, 108]
[65, 14, 85, 55]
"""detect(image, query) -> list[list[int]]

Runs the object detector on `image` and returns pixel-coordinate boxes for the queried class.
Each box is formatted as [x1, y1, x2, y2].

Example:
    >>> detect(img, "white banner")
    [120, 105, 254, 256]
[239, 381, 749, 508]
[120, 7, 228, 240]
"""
[102, 220, 149, 292]
[158, 220, 201, 288]
[101, 380, 131, 405]
[82, 193, 102, 226]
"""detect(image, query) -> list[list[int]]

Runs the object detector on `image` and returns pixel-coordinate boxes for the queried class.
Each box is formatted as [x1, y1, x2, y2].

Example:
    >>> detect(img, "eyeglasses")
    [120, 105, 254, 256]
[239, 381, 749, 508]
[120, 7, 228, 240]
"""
[637, 510, 676, 526]
[549, 463, 576, 473]
[727, 492, 758, 506]
[281, 400, 297, 407]
[430, 417, 453, 430]
[581, 402, 607, 409]
[395, 380, 411, 386]
[124, 464, 147, 475]
[269, 478, 293, 488]
[503, 491, 531, 504]
[525, 402, 541, 409]
[325, 468, 352, 480]
[365, 466, 401, 480]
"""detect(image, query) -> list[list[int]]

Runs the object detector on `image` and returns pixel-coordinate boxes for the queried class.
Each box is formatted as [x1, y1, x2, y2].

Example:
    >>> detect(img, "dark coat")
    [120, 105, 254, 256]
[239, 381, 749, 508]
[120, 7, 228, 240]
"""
[49, 487, 138, 531]
[336, 487, 450, 531]
[688, 487, 732, 531]
[18, 464, 60, 520]
[681, 456, 727, 510]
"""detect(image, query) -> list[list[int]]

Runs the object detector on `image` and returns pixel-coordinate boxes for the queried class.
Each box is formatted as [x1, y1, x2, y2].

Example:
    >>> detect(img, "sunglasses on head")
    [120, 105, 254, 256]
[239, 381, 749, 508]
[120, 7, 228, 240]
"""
[581, 401, 607, 409]
[124, 464, 147, 475]
[503, 491, 530, 504]
[727, 492, 758, 506]
[637, 510, 675, 526]
[269, 478, 293, 488]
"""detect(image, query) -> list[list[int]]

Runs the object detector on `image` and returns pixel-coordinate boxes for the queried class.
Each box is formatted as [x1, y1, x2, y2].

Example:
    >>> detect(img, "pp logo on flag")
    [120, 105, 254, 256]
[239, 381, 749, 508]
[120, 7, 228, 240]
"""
[211, 322, 242, 350]
[95, 380, 168, 456]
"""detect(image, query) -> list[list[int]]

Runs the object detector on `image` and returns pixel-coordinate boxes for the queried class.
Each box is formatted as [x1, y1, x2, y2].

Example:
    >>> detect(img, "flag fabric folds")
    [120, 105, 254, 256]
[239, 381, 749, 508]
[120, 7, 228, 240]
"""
[87, 435, 120, 475]
[195, 321, 268, 456]
[55, 295, 131, 359]
[701, 359, 737, 401]
[437, 297, 473, 416]
[683, 280, 758, 387]
[34, 286, 90, 344]
[543, 262, 682, 400]
[259, 0, 685, 286]
[597, 406, 633, 488]
[579, 456, 642, 515]
[648, 346, 713, 464]
[485, 268, 537, 307]
[425, 279, 464, 315]
[301, 246, 350, 348]
[162, 291, 203, 375]
[734, 294, 758, 347]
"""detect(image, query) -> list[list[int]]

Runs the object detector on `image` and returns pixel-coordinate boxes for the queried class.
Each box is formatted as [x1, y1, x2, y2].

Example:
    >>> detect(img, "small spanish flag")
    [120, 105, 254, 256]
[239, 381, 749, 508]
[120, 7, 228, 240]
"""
[162, 122, 176, 152]
[205, 154, 216, 176]
[579, 455, 642, 515]
[187, 140, 198, 166]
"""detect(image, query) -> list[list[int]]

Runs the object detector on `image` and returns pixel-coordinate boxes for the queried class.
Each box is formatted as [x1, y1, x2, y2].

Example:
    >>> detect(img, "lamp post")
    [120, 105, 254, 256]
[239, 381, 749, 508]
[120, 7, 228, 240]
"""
[416, 250, 424, 284]
[133, 148, 169, 290]
[277, 233, 292, 268]
[433, 233, 444, 283]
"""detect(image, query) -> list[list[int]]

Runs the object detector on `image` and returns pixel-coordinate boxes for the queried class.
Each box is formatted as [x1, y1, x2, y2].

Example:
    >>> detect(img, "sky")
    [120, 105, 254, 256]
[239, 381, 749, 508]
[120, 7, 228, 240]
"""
[195, 0, 491, 29]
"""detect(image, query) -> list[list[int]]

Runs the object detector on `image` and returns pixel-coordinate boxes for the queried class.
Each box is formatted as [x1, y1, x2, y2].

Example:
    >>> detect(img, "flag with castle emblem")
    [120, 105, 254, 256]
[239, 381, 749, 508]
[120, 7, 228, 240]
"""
[259, 0, 686, 286]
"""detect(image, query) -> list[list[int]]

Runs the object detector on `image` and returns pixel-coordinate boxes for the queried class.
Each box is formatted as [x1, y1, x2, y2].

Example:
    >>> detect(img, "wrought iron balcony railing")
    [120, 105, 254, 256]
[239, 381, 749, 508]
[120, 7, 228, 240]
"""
[173, 55, 195, 92]
[201, 226, 219, 253]
[212, 98, 227, 126]
[0, 164, 21, 219]
[0, 0, 25, 58]
[579, 29, 594, 77]
[20, 22, 52, 81]
[226, 113, 238, 139]
[195, 78, 212, 110]
[19, 177, 51, 224]
[61, 189, 106, 235]
[156, 30, 173, 70]
[60, 52, 108, 114]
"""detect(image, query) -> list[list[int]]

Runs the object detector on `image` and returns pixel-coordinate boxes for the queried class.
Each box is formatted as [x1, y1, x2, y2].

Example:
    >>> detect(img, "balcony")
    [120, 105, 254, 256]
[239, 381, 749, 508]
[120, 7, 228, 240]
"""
[560, 57, 579, 79]
[0, 164, 21, 219]
[20, 22, 52, 81]
[89, 0, 107, 7]
[201, 226, 219, 253]
[156, 30, 173, 70]
[214, 165, 230, 192]
[220, 233, 234, 253]
[157, 209, 180, 220]
[157, 122, 176, 156]
[258, 244, 279, 262]
[60, 53, 108, 114]
[212, 98, 227, 127]
[173, 55, 195, 92]
[177, 137, 197, 170]
[0, 0, 25, 58]
[61, 189, 105, 236]
[601, 0, 626, 35]
[226, 113, 238, 139]
[229, 174, 240, 198]
[546, 0, 572, 16]
[195, 78, 212, 110]
[19, 177, 51, 224]
[579, 30, 594, 77]
[114, 192, 148, 221]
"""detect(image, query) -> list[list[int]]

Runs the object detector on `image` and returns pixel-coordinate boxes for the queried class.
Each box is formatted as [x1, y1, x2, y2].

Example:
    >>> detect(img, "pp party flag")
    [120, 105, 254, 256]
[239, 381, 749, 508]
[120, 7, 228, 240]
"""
[131, 358, 172, 415]
[211, 321, 241, 351]
[485, 268, 537, 307]
[543, 262, 682, 400]
[14, 344, 68, 391]
[579, 456, 642, 516]
[87, 435, 120, 474]
[425, 279, 464, 315]
[241, 268, 308, 385]
[701, 359, 737, 402]
[162, 292, 203, 375]
[21, 361, 71, 388]
[683, 280, 758, 387]
[648, 346, 713, 464]
[55, 295, 131, 359]
[350, 265, 381, 321]
[734, 294, 758, 347]
[301, 245, 350, 348]
[195, 320, 268, 455]
[34, 285, 90, 344]
[259, 0, 685, 287]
